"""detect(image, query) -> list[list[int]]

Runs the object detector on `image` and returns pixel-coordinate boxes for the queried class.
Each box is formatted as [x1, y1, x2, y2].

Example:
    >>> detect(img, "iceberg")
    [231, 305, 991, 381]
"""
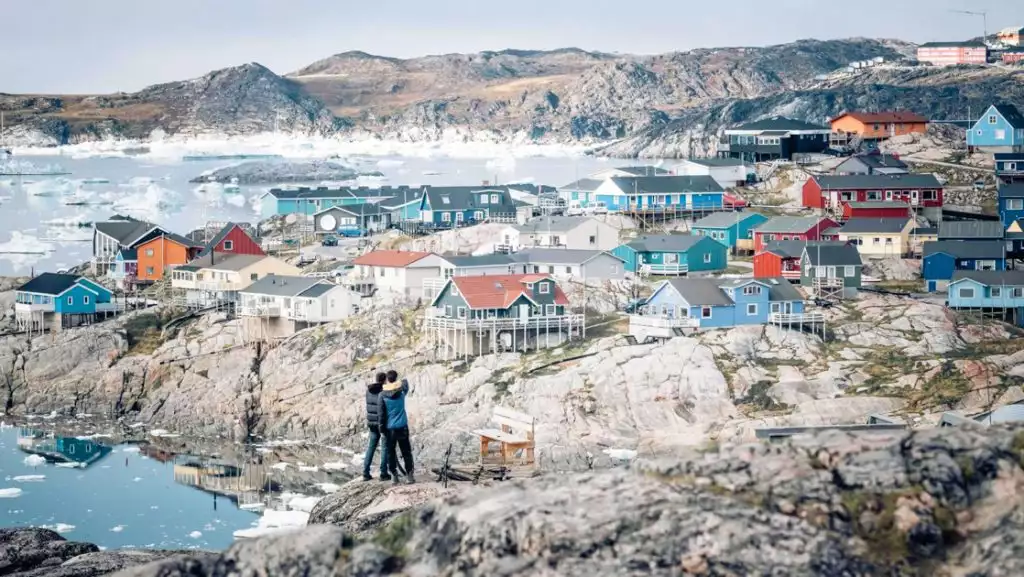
[0, 488, 23, 498]
[12, 475, 45, 482]
[39, 523, 75, 534]
[22, 455, 47, 467]
[111, 184, 183, 221]
[188, 531, 203, 539]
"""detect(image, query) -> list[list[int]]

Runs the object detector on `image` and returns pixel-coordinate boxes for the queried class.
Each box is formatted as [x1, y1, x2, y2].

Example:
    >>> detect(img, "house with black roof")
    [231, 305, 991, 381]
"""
[92, 217, 168, 276]
[967, 104, 1024, 153]
[14, 273, 116, 332]
[719, 116, 831, 162]
[834, 153, 909, 176]
[995, 152, 1024, 185]
[923, 240, 1008, 292]
[418, 186, 518, 227]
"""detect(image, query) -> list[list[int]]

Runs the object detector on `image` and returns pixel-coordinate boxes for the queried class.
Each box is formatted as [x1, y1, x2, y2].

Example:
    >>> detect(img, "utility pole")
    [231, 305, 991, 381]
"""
[949, 9, 989, 43]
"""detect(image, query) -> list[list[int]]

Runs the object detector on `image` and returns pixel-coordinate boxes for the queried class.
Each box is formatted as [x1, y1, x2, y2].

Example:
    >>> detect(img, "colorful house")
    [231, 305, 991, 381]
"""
[995, 153, 1024, 184]
[588, 166, 671, 180]
[719, 116, 831, 162]
[197, 222, 265, 257]
[947, 271, 1024, 327]
[611, 234, 728, 276]
[171, 253, 300, 309]
[802, 174, 944, 221]
[108, 248, 138, 290]
[313, 204, 392, 235]
[558, 178, 605, 208]
[916, 42, 987, 66]
[800, 244, 864, 298]
[258, 186, 408, 219]
[14, 273, 116, 331]
[418, 186, 518, 226]
[754, 241, 848, 280]
[999, 183, 1024, 230]
[837, 217, 915, 257]
[692, 211, 769, 252]
[424, 274, 581, 358]
[378, 191, 424, 223]
[92, 217, 166, 275]
[830, 112, 928, 142]
[842, 201, 911, 221]
[135, 233, 203, 283]
[630, 276, 813, 339]
[1006, 219, 1024, 261]
[591, 176, 725, 213]
[751, 216, 840, 252]
[922, 241, 1007, 292]
[967, 104, 1024, 153]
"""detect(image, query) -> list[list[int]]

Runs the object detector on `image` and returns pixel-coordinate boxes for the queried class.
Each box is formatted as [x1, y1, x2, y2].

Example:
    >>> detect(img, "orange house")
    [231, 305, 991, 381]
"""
[830, 112, 928, 141]
[135, 234, 201, 282]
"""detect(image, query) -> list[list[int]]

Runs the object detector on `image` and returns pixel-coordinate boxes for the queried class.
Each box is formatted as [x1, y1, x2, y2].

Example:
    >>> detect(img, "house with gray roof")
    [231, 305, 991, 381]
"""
[837, 217, 915, 257]
[419, 186, 519, 227]
[238, 276, 361, 338]
[499, 216, 620, 252]
[721, 116, 831, 162]
[631, 276, 815, 339]
[938, 220, 1006, 241]
[800, 244, 864, 297]
[673, 157, 756, 188]
[592, 175, 726, 213]
[834, 153, 909, 176]
[612, 234, 728, 276]
[922, 240, 1008, 292]
[752, 216, 840, 251]
[512, 249, 626, 280]
[92, 216, 167, 275]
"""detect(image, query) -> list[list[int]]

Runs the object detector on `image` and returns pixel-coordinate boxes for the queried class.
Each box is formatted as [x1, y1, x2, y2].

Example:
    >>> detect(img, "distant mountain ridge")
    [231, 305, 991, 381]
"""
[1, 37, 1021, 156]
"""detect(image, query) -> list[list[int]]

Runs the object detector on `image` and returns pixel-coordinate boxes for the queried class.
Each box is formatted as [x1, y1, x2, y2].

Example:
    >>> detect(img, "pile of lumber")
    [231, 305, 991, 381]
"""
[432, 463, 539, 483]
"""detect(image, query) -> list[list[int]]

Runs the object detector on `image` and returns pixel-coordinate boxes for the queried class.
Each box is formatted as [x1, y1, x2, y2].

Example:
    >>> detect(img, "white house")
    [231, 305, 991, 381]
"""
[171, 253, 300, 308]
[672, 158, 753, 188]
[498, 216, 620, 252]
[588, 166, 671, 180]
[238, 275, 361, 338]
[511, 249, 626, 280]
[350, 250, 450, 300]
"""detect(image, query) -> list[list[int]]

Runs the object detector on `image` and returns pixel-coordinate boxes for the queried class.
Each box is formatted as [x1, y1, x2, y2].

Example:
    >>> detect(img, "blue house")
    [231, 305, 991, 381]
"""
[418, 186, 518, 227]
[14, 273, 115, 331]
[1007, 219, 1024, 261]
[630, 276, 810, 339]
[922, 241, 1007, 292]
[108, 248, 138, 289]
[967, 104, 1024, 153]
[259, 186, 415, 219]
[611, 234, 728, 276]
[378, 191, 424, 223]
[995, 153, 1024, 185]
[999, 183, 1024, 231]
[947, 270, 1024, 327]
[592, 176, 725, 213]
[692, 211, 769, 252]
[558, 178, 605, 207]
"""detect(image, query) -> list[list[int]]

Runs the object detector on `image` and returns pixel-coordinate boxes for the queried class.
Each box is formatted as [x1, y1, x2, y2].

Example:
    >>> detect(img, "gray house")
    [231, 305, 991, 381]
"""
[801, 244, 863, 298]
[834, 154, 909, 175]
[938, 220, 1006, 241]
[313, 204, 391, 235]
[500, 216, 620, 252]
[425, 273, 582, 358]
[512, 249, 626, 280]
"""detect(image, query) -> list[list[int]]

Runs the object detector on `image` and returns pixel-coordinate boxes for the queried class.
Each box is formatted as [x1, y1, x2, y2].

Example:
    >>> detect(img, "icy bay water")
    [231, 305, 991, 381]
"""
[0, 425, 358, 550]
[0, 154, 619, 275]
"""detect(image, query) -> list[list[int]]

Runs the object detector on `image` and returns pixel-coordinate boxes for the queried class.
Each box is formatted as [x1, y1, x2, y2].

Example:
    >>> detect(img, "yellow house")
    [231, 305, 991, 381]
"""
[837, 218, 915, 257]
[170, 253, 301, 307]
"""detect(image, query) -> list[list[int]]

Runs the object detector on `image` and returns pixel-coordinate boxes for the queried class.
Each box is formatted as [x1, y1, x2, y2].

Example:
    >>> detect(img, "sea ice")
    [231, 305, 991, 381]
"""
[376, 159, 404, 168]
[226, 193, 247, 207]
[239, 503, 265, 512]
[39, 523, 75, 534]
[55, 462, 82, 469]
[232, 509, 309, 539]
[149, 429, 181, 438]
[12, 475, 45, 482]
[188, 531, 202, 539]
[22, 455, 46, 467]
[110, 525, 125, 532]
[0, 488, 23, 498]
[297, 465, 319, 473]
[24, 178, 76, 197]
[486, 156, 517, 173]
[133, 477, 143, 482]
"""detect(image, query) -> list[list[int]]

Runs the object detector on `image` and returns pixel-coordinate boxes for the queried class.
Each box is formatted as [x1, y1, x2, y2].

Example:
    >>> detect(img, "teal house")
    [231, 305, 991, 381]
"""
[259, 186, 418, 219]
[14, 273, 116, 331]
[692, 212, 769, 251]
[967, 104, 1024, 153]
[612, 234, 728, 276]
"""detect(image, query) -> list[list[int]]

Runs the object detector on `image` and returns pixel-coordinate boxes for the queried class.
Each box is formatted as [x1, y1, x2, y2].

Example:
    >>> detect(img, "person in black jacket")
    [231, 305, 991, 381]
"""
[362, 372, 391, 481]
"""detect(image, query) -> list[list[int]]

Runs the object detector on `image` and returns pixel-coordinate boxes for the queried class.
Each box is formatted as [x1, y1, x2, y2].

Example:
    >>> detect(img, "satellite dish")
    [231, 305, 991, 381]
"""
[320, 214, 337, 231]
[285, 214, 298, 224]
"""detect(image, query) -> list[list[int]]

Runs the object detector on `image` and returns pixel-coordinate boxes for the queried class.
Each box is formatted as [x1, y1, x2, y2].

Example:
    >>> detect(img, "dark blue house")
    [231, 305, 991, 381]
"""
[967, 104, 1024, 153]
[995, 153, 1024, 185]
[922, 240, 1007, 292]
[1000, 183, 1024, 231]
[418, 186, 518, 227]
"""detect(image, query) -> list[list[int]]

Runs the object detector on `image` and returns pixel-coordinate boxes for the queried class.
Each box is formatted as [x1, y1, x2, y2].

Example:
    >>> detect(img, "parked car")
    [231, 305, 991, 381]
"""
[337, 227, 366, 238]
[586, 201, 609, 215]
[321, 236, 339, 247]
[566, 201, 585, 217]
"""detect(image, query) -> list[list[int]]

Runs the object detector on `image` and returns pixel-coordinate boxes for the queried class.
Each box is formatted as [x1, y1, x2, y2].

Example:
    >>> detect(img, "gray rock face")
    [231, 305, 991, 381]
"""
[189, 160, 379, 184]
[39, 425, 1024, 576]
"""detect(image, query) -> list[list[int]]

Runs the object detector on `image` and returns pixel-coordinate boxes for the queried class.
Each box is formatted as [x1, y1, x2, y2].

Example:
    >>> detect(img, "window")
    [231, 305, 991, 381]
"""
[701, 307, 712, 319]
[995, 129, 1006, 140]
[480, 194, 488, 204]
[539, 282, 550, 294]
[840, 191, 853, 201]
[445, 305, 453, 316]
[551, 235, 561, 246]
[67, 296, 73, 305]
[451, 285, 460, 296]
[441, 212, 451, 222]
[1014, 288, 1024, 298]
[703, 253, 712, 264]
[611, 265, 619, 274]
[223, 240, 234, 251]
[565, 266, 572, 274]
[742, 285, 761, 296]
[873, 237, 881, 245]
[589, 235, 596, 245]
[922, 190, 937, 201]
[771, 302, 781, 313]
[989, 115, 998, 125]
[885, 238, 893, 245]
[249, 273, 259, 281]
[145, 249, 154, 257]
[1008, 199, 1024, 210]
[1008, 162, 1018, 171]
[83, 296, 90, 305]
[827, 266, 836, 277]
[867, 191, 882, 201]
[845, 266, 855, 277]
[490, 194, 500, 204]
[747, 303, 757, 315]
[474, 210, 484, 220]
[457, 307, 466, 318]
[146, 267, 154, 275]
[440, 195, 450, 205]
[991, 287, 1002, 298]
[545, 304, 555, 315]
[959, 288, 975, 299]
[815, 266, 826, 278]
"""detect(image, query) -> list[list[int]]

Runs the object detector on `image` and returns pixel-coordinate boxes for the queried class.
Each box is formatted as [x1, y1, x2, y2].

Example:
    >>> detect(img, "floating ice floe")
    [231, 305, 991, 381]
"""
[39, 523, 75, 534]
[226, 193, 247, 207]
[22, 455, 47, 467]
[12, 475, 45, 482]
[55, 462, 83, 469]
[110, 525, 125, 532]
[281, 492, 321, 513]
[233, 509, 309, 539]
[24, 178, 77, 197]
[485, 156, 517, 173]
[111, 183, 183, 221]
[0, 488, 24, 498]
[188, 531, 203, 539]
[297, 465, 319, 473]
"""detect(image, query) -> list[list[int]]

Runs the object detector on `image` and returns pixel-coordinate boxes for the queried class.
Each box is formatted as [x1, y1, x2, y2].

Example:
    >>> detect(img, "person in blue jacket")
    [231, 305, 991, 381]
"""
[377, 369, 414, 484]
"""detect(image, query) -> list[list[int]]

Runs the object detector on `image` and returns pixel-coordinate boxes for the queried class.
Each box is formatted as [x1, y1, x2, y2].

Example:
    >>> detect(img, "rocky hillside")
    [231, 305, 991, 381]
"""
[8, 424, 1024, 575]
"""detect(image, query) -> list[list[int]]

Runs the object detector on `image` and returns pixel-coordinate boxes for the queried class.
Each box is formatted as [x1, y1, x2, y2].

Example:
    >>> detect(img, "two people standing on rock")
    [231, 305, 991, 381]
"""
[363, 369, 415, 484]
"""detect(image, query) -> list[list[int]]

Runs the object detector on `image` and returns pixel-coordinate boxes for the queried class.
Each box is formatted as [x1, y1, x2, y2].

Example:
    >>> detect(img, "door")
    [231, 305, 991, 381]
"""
[784, 302, 793, 314]
[455, 212, 464, 224]
[518, 304, 531, 319]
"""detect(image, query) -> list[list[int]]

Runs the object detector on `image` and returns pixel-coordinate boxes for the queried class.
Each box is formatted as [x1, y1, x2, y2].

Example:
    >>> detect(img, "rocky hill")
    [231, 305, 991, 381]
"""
[1, 37, 1023, 153]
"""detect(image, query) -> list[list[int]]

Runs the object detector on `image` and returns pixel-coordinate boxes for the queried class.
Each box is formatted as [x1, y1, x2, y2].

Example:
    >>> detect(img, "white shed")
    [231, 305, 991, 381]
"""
[672, 158, 753, 188]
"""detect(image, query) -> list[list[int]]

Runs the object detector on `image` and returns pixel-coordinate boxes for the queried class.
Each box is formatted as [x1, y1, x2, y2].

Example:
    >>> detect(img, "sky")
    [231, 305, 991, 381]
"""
[2, 0, 1023, 94]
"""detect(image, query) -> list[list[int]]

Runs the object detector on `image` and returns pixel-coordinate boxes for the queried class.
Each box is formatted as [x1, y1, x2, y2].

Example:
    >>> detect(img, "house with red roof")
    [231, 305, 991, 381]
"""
[425, 274, 582, 358]
[351, 250, 451, 299]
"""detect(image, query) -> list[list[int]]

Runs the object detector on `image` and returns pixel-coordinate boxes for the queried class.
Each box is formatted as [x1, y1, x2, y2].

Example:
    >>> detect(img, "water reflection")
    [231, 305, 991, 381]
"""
[172, 454, 278, 511]
[16, 428, 113, 468]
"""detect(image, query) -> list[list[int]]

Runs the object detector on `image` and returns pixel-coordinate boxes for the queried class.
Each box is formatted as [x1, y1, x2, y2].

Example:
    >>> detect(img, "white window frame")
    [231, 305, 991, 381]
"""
[958, 288, 975, 299]
[490, 194, 500, 204]
[747, 303, 757, 315]
[703, 253, 712, 264]
[770, 302, 781, 313]
[1013, 288, 1024, 298]
[701, 307, 712, 319]
[441, 212, 451, 222]
[457, 306, 466, 319]
[445, 305, 453, 316]
[451, 285, 460, 296]
[223, 240, 234, 251]
[742, 285, 760, 296]
[145, 248, 154, 257]
[815, 266, 826, 278]
[989, 115, 997, 125]
[83, 295, 90, 305]
[844, 266, 855, 277]
[545, 304, 555, 315]
[539, 282, 550, 294]
[1008, 198, 1024, 211]
[991, 287, 1002, 298]
[67, 296, 74, 305]
[474, 210, 484, 220]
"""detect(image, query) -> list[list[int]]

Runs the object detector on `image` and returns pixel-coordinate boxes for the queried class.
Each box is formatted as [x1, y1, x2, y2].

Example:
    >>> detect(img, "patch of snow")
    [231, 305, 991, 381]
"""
[12, 475, 45, 482]
[321, 461, 346, 471]
[239, 503, 265, 512]
[148, 429, 180, 438]
[315, 482, 341, 494]
[270, 462, 289, 471]
[297, 465, 319, 472]
[39, 523, 76, 534]
[603, 448, 638, 461]
[0, 488, 24, 498]
[232, 509, 309, 539]
[121, 447, 141, 453]
[22, 455, 47, 467]
[281, 492, 321, 513]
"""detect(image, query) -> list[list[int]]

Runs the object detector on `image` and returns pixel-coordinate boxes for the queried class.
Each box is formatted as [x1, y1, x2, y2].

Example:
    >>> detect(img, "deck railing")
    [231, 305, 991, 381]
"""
[628, 315, 701, 329]
[641, 263, 689, 276]
[423, 311, 583, 332]
[239, 305, 281, 318]
[768, 312, 826, 324]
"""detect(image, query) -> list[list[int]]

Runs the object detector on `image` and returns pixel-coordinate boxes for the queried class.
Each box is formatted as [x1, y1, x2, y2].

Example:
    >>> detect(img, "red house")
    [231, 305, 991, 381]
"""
[198, 223, 264, 257]
[802, 174, 943, 221]
[841, 201, 911, 221]
[754, 240, 850, 280]
[751, 216, 840, 252]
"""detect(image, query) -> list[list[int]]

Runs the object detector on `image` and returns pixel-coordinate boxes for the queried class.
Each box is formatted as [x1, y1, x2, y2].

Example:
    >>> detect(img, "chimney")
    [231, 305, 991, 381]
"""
[482, 180, 490, 186]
